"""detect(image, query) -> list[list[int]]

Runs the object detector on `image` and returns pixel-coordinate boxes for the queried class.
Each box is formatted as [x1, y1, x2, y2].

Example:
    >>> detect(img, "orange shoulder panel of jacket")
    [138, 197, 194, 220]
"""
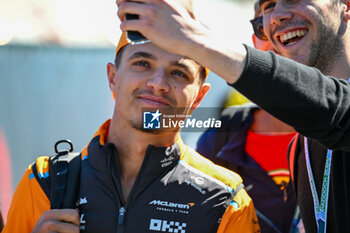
[217, 194, 260, 233]
[81, 145, 88, 160]
[79, 119, 111, 160]
[3, 158, 50, 233]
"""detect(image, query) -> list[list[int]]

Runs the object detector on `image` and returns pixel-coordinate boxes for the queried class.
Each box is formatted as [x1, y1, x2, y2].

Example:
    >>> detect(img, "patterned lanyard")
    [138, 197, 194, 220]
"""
[304, 138, 332, 233]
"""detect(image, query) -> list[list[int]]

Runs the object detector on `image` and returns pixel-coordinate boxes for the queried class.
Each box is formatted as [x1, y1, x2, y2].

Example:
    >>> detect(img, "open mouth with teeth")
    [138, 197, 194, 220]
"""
[278, 29, 308, 46]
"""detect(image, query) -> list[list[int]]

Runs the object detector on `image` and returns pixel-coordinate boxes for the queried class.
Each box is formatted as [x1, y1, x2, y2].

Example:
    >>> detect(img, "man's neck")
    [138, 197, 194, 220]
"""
[250, 109, 295, 135]
[106, 115, 180, 201]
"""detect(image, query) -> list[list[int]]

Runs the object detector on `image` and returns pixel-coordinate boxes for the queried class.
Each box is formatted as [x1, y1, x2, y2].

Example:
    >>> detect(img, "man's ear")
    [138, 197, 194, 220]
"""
[191, 83, 211, 110]
[344, 0, 350, 22]
[107, 62, 117, 92]
[252, 34, 257, 47]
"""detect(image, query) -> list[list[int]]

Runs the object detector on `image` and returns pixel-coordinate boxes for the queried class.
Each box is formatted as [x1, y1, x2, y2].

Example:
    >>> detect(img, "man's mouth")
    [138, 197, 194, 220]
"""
[278, 29, 308, 46]
[138, 94, 172, 107]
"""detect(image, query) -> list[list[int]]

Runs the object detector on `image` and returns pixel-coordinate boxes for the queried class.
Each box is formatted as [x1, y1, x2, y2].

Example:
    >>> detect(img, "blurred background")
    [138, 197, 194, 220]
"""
[0, 0, 254, 222]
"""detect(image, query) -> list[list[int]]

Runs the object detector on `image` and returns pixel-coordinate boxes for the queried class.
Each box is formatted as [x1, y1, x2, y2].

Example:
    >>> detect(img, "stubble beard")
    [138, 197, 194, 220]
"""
[308, 26, 343, 74]
[130, 117, 163, 134]
[308, 5, 344, 74]
[129, 108, 184, 134]
[131, 121, 163, 134]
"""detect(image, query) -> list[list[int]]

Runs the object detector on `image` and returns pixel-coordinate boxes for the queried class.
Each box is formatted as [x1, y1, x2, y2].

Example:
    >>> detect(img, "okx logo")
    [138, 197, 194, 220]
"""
[149, 219, 187, 233]
[143, 109, 162, 129]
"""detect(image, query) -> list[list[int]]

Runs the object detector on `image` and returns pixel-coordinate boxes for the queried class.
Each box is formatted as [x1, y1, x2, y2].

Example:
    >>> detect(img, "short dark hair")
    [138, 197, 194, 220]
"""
[114, 45, 127, 68]
[114, 45, 207, 84]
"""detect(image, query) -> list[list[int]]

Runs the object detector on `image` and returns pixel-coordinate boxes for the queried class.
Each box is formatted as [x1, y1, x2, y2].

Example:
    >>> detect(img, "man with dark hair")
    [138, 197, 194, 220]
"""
[117, 0, 350, 232]
[3, 3, 259, 231]
[196, 2, 302, 232]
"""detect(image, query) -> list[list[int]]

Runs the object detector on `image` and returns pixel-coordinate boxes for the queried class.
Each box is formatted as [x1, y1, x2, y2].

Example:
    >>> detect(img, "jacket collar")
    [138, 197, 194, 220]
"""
[84, 119, 182, 174]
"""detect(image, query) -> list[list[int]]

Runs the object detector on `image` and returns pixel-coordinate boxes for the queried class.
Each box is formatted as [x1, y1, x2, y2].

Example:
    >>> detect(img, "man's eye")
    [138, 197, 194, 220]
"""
[171, 70, 188, 79]
[262, 2, 276, 12]
[133, 61, 150, 68]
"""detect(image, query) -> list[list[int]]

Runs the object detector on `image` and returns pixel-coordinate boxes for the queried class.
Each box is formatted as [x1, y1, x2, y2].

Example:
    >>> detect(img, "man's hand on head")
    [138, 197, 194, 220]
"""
[116, 0, 247, 85]
[32, 209, 80, 233]
[117, 0, 209, 58]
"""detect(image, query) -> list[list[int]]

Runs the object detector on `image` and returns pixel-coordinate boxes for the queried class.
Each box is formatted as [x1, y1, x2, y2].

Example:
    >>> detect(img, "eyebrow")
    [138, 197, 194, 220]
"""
[128, 52, 157, 61]
[170, 61, 196, 75]
[128, 51, 198, 75]
[259, 0, 269, 7]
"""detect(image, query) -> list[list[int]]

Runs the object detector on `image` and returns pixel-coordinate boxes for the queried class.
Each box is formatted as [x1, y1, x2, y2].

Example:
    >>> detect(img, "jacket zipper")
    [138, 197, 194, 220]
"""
[116, 206, 126, 233]
[106, 146, 127, 233]
[113, 147, 153, 232]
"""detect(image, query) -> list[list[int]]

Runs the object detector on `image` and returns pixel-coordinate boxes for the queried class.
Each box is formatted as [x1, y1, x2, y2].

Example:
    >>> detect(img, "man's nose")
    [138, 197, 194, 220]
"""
[146, 68, 170, 93]
[270, 1, 293, 26]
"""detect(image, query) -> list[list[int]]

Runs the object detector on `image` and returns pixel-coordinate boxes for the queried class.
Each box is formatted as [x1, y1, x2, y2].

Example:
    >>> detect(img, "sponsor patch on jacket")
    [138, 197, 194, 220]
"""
[149, 218, 187, 233]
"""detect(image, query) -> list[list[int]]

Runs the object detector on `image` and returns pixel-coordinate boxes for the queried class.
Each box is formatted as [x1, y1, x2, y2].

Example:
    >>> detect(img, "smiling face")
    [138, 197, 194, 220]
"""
[260, 0, 346, 73]
[107, 43, 209, 132]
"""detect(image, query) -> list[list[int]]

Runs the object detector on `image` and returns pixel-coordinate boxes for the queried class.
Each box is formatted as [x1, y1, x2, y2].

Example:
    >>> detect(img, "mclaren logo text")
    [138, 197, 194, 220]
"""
[149, 200, 194, 209]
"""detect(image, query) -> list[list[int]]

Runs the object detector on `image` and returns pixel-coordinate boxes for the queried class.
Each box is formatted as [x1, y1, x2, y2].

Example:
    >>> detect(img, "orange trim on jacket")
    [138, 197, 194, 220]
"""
[3, 162, 50, 233]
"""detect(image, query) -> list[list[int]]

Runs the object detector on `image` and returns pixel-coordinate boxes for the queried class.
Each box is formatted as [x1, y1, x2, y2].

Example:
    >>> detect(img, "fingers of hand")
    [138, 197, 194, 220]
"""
[118, 3, 160, 34]
[46, 209, 80, 225]
[40, 219, 80, 233]
[33, 209, 80, 233]
[118, 2, 157, 21]
[120, 17, 147, 32]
